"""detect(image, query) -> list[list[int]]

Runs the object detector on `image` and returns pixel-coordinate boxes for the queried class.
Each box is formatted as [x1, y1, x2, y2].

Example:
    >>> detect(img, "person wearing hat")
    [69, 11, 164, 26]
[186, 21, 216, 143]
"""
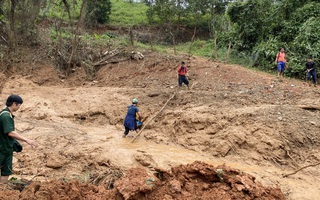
[177, 61, 190, 89]
[123, 98, 142, 138]
[0, 95, 38, 184]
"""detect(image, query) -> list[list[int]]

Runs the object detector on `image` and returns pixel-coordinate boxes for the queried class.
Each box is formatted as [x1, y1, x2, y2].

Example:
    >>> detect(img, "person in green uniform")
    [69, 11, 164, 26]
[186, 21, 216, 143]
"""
[0, 95, 38, 184]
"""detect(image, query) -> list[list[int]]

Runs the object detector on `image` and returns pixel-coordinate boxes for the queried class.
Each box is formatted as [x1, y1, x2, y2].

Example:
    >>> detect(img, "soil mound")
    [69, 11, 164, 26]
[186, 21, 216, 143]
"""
[0, 161, 285, 200]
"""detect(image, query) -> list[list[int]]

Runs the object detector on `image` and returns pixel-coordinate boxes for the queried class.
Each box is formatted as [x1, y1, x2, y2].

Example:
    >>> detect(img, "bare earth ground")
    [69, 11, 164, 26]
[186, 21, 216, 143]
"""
[0, 51, 320, 199]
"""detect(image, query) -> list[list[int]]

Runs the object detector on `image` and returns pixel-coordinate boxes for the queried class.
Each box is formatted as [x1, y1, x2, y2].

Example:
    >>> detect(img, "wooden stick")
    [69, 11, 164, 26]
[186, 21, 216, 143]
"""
[283, 162, 320, 178]
[131, 91, 177, 143]
[298, 105, 320, 111]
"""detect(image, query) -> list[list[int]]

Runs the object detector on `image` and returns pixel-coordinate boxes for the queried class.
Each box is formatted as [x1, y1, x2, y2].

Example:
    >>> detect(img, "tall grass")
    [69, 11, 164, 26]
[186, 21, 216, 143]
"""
[174, 40, 252, 67]
[109, 0, 148, 26]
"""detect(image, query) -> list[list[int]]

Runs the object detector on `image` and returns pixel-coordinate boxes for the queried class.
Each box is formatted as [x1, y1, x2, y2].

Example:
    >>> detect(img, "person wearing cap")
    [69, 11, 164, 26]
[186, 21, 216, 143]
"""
[0, 95, 38, 184]
[177, 61, 190, 89]
[123, 98, 142, 138]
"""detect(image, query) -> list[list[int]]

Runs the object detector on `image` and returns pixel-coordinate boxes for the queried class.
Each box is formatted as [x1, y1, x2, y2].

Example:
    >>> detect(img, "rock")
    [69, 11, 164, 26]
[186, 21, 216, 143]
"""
[147, 93, 160, 97]
[45, 154, 66, 169]
[163, 194, 174, 200]
[131, 51, 144, 60]
[169, 180, 182, 193]
[310, 121, 316, 125]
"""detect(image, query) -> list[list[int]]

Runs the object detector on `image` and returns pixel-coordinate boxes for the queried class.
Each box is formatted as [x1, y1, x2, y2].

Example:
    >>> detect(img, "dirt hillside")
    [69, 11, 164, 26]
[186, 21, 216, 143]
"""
[0, 51, 319, 199]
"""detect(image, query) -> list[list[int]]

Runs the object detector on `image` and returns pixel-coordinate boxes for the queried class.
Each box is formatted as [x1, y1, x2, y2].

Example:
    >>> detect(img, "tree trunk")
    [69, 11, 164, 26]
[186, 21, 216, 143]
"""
[148, 27, 153, 51]
[7, 0, 17, 51]
[226, 41, 231, 63]
[169, 30, 176, 55]
[210, 31, 218, 60]
[67, 0, 86, 76]
[214, 31, 218, 60]
[129, 27, 134, 46]
[188, 26, 197, 56]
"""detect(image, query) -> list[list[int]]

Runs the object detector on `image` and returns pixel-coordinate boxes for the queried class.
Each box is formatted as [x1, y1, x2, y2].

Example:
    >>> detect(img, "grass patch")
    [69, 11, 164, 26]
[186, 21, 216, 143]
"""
[135, 42, 168, 53]
[174, 39, 255, 67]
[109, 0, 148, 26]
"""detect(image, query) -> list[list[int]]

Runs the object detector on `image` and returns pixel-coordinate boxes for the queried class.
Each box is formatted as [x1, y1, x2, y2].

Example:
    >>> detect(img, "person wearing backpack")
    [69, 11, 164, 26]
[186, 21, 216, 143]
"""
[0, 95, 38, 184]
[306, 56, 317, 87]
[177, 61, 190, 89]
[123, 98, 142, 138]
[274, 48, 287, 81]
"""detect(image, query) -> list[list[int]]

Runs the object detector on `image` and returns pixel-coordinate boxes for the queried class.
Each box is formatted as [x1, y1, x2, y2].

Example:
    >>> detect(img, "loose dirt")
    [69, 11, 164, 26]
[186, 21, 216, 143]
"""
[0, 51, 319, 199]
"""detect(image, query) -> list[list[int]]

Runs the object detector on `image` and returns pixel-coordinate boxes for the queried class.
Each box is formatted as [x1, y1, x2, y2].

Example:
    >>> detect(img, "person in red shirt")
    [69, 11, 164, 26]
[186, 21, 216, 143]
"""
[274, 47, 287, 81]
[177, 61, 190, 89]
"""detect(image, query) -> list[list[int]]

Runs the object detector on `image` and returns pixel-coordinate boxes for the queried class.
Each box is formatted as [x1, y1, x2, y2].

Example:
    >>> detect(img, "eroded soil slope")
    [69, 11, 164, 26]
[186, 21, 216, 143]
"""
[0, 51, 319, 199]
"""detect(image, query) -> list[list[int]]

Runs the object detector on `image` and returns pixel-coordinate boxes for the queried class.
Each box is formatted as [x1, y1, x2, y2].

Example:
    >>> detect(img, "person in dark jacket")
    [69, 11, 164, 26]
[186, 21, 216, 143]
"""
[123, 98, 142, 138]
[306, 56, 317, 87]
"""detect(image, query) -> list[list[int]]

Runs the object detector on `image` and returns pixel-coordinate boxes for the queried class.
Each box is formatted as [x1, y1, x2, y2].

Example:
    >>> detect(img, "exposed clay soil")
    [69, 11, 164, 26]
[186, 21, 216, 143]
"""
[0, 50, 319, 199]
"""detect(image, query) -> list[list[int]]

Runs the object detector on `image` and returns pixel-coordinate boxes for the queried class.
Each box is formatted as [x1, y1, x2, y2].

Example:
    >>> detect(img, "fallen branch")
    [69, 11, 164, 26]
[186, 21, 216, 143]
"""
[131, 91, 177, 143]
[93, 49, 124, 66]
[227, 139, 238, 155]
[285, 150, 299, 167]
[298, 105, 320, 111]
[0, 35, 8, 45]
[283, 162, 320, 178]
[271, 157, 283, 168]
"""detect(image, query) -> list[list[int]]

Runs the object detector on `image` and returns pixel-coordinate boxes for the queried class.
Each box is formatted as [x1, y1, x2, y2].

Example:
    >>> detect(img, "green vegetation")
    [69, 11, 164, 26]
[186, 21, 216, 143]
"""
[0, 0, 319, 80]
[85, 0, 112, 25]
[174, 39, 253, 67]
[109, 0, 148, 26]
[228, 0, 320, 78]
[46, 1, 82, 20]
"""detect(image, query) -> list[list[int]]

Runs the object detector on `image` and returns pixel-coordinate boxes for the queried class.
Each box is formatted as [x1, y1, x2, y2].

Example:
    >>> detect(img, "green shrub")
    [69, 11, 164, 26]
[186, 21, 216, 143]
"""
[85, 0, 112, 25]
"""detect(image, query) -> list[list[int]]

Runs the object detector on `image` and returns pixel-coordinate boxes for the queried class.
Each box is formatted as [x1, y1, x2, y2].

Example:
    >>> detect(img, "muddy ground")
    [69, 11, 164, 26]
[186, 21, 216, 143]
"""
[0, 50, 319, 199]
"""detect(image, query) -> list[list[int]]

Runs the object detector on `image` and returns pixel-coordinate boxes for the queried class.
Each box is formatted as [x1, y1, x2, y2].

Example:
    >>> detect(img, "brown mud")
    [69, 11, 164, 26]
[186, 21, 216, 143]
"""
[0, 51, 319, 199]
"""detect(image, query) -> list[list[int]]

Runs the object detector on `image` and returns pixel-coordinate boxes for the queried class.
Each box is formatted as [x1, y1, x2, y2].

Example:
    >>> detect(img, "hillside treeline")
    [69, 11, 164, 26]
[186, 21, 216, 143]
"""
[0, 0, 319, 79]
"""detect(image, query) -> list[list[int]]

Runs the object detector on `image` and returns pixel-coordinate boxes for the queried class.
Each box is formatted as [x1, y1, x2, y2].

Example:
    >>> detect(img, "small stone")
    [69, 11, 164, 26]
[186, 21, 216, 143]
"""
[169, 180, 181, 193]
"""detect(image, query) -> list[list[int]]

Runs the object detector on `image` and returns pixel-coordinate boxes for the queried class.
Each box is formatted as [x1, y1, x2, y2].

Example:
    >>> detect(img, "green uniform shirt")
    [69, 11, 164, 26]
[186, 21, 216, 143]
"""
[0, 107, 15, 154]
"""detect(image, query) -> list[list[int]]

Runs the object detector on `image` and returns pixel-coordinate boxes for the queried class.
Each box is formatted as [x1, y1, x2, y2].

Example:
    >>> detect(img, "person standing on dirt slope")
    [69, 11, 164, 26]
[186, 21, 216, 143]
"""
[177, 61, 190, 90]
[306, 56, 317, 87]
[123, 98, 142, 138]
[275, 47, 287, 81]
[0, 95, 38, 184]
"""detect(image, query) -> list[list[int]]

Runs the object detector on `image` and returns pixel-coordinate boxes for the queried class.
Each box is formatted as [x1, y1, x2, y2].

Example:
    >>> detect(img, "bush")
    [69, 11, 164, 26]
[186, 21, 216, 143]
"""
[85, 0, 112, 26]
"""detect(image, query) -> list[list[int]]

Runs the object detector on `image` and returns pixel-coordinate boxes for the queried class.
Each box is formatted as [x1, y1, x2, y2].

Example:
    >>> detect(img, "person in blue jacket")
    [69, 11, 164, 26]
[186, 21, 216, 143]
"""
[123, 98, 142, 138]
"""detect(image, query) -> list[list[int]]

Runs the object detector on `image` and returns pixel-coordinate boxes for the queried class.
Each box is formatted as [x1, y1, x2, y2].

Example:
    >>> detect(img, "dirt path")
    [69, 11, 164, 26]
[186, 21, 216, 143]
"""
[0, 55, 320, 199]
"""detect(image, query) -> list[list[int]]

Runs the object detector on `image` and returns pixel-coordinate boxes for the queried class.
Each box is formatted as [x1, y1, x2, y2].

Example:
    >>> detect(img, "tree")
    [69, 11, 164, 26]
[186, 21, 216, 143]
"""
[84, 0, 111, 26]
[0, 0, 43, 50]
[145, 0, 187, 25]
[227, 0, 275, 51]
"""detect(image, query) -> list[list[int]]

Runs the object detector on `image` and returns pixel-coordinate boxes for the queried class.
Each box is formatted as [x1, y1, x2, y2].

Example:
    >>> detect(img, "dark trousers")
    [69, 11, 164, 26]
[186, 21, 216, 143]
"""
[124, 127, 130, 136]
[178, 75, 189, 86]
[307, 70, 317, 84]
